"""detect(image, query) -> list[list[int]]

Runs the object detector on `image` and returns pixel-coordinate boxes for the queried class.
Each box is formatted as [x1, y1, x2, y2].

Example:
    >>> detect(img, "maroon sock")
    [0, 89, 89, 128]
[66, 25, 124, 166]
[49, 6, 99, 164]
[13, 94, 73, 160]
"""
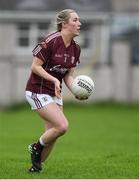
[34, 140, 44, 153]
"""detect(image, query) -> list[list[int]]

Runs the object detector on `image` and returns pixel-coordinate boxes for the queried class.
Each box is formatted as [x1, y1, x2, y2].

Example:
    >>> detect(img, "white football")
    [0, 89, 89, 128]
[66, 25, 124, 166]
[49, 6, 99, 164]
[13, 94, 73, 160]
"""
[71, 75, 95, 98]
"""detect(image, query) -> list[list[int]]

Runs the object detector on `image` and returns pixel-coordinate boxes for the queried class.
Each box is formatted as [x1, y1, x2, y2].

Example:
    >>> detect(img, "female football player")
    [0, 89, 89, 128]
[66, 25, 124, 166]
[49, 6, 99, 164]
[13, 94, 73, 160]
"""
[25, 9, 84, 172]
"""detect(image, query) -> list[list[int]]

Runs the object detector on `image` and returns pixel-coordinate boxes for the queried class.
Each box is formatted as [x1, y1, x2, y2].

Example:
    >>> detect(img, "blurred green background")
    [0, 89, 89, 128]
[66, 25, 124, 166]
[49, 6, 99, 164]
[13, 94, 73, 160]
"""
[0, 102, 139, 178]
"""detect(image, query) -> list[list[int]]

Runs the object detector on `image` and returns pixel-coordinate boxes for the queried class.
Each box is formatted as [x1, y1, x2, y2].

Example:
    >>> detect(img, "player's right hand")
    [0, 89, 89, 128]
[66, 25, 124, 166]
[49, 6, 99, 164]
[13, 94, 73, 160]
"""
[54, 79, 61, 98]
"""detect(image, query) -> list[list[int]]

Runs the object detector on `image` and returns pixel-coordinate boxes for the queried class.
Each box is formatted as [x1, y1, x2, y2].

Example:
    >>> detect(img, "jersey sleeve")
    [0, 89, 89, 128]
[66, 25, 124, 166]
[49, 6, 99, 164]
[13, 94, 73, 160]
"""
[32, 40, 52, 62]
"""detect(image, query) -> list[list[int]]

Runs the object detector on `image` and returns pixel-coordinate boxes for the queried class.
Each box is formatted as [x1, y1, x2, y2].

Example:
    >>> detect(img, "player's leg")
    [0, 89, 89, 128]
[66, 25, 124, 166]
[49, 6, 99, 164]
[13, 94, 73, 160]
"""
[41, 122, 56, 162]
[29, 103, 68, 172]
[41, 105, 63, 162]
[37, 103, 68, 144]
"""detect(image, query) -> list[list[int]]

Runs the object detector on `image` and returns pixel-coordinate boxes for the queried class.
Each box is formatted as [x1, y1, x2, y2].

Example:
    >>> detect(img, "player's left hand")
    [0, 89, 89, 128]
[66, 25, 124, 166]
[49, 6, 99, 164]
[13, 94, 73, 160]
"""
[75, 96, 88, 100]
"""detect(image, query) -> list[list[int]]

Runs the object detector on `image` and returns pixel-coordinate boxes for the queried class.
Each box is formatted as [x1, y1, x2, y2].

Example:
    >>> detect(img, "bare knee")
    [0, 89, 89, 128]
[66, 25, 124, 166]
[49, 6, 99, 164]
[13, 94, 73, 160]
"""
[56, 121, 69, 136]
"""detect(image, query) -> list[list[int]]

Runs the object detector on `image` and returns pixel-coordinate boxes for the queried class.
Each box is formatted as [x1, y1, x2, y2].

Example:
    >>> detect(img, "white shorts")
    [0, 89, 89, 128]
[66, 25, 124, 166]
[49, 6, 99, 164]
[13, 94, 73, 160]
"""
[25, 91, 63, 110]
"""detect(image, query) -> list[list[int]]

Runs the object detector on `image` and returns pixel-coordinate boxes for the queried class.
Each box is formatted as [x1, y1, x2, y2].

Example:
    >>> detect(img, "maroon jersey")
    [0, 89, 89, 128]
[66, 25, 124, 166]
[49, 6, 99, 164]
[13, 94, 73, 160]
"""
[26, 32, 81, 96]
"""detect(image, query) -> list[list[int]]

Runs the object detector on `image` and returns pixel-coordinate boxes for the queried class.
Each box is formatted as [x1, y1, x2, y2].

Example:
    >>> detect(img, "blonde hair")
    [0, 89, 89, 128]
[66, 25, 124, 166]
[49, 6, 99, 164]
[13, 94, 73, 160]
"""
[56, 9, 76, 31]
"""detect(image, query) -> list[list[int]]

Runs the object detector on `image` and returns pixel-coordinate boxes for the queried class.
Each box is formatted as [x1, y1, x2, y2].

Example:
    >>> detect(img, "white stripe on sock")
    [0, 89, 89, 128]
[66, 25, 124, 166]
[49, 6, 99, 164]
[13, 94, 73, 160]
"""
[39, 137, 45, 146]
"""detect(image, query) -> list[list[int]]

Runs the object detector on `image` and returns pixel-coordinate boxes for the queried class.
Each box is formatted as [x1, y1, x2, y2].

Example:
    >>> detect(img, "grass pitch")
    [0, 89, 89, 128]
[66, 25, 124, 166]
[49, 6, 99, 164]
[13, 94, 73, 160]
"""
[0, 102, 139, 179]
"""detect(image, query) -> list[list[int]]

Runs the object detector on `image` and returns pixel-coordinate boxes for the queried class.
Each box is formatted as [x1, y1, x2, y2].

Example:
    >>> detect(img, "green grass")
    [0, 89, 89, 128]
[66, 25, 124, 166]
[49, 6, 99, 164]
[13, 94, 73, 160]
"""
[0, 102, 139, 179]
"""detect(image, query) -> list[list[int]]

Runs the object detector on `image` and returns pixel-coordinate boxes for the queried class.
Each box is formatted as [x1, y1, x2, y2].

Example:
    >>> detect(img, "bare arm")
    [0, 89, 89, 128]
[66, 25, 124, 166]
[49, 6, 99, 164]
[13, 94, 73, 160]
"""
[64, 68, 88, 100]
[31, 57, 61, 98]
[64, 68, 75, 92]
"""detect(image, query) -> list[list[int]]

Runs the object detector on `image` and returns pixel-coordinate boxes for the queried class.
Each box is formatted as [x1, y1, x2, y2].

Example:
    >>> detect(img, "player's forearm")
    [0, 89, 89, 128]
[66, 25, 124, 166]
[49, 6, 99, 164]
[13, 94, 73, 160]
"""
[64, 75, 74, 91]
[64, 68, 75, 91]
[31, 65, 57, 83]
